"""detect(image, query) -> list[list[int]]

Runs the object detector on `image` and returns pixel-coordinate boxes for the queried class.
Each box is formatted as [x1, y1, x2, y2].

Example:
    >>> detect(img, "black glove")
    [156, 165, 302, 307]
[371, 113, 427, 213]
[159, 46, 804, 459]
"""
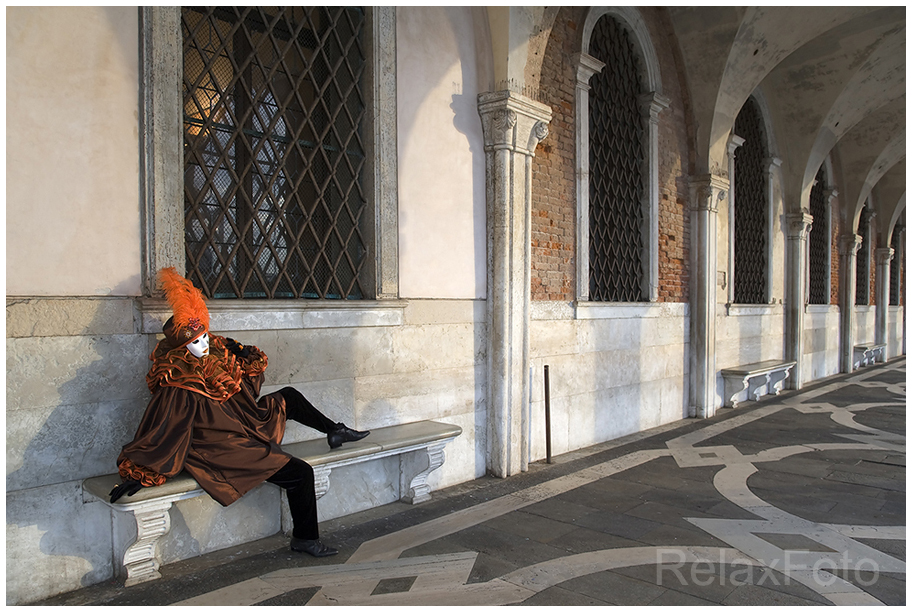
[110, 479, 143, 503]
[224, 337, 251, 359]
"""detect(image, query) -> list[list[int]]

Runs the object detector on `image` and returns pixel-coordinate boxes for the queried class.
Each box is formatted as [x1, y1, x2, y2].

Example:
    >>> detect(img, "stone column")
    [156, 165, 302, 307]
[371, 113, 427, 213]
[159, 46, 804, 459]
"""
[690, 174, 728, 418]
[838, 234, 863, 372]
[874, 247, 894, 346]
[785, 212, 813, 389]
[477, 91, 551, 477]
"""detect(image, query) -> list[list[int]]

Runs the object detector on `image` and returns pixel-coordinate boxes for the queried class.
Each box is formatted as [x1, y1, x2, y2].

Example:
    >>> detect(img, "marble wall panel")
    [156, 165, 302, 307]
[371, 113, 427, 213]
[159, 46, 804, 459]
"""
[578, 317, 647, 353]
[530, 319, 580, 357]
[886, 308, 904, 359]
[403, 299, 483, 326]
[390, 322, 482, 373]
[353, 366, 481, 428]
[7, 481, 113, 605]
[270, 327, 396, 384]
[6, 297, 136, 338]
[157, 484, 281, 565]
[854, 306, 876, 345]
[7, 334, 150, 411]
[7, 398, 147, 491]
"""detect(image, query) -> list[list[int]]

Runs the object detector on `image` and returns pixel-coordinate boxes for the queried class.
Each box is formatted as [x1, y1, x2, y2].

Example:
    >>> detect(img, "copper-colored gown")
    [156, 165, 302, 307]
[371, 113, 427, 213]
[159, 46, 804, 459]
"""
[117, 336, 291, 506]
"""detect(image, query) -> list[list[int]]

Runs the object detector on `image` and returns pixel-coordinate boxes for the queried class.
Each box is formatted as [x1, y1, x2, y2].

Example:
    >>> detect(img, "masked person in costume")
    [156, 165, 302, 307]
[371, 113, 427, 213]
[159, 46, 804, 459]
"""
[110, 267, 369, 557]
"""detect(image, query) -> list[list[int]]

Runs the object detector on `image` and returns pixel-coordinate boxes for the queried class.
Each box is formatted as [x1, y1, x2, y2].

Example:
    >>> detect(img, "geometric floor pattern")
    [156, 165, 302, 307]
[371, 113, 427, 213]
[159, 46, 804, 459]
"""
[37, 359, 906, 606]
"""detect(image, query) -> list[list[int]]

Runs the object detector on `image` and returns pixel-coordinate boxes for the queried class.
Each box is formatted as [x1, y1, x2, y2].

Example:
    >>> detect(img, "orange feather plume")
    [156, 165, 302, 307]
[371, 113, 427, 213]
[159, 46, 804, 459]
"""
[158, 267, 209, 333]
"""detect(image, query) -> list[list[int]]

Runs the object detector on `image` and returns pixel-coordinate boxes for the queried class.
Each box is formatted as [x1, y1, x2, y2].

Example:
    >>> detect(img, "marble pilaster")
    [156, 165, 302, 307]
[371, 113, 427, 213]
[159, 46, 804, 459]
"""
[874, 247, 894, 346]
[477, 91, 552, 477]
[785, 212, 813, 388]
[838, 234, 863, 372]
[690, 174, 729, 418]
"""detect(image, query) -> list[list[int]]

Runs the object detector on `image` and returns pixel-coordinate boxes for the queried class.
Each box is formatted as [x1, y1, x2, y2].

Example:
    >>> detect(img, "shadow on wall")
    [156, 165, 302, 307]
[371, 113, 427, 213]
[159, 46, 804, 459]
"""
[6, 301, 169, 595]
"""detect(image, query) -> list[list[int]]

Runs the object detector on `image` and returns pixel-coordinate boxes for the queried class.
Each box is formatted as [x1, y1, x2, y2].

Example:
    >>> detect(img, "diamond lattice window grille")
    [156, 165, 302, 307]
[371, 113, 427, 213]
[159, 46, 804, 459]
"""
[732, 98, 768, 304]
[889, 221, 903, 305]
[587, 15, 646, 302]
[855, 207, 871, 305]
[182, 7, 368, 299]
[807, 166, 829, 305]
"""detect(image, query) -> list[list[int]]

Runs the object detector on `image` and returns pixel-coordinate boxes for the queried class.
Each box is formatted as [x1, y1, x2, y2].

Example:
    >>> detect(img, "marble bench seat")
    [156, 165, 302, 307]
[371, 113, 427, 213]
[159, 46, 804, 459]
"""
[720, 359, 796, 408]
[82, 420, 462, 587]
[853, 343, 886, 370]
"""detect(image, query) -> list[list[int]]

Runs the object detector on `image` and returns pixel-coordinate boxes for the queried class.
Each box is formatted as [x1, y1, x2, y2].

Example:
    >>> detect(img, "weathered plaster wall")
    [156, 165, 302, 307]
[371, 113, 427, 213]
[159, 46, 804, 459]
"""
[396, 6, 491, 299]
[6, 7, 141, 297]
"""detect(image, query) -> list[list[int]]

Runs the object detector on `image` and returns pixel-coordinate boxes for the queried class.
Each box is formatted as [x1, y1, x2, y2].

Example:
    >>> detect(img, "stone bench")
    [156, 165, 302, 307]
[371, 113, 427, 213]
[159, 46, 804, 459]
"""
[720, 359, 796, 408]
[82, 420, 461, 587]
[853, 343, 886, 370]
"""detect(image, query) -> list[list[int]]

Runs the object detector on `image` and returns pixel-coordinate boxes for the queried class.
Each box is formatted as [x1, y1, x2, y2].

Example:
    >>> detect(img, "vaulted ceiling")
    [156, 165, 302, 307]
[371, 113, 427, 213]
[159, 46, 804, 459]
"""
[669, 6, 905, 243]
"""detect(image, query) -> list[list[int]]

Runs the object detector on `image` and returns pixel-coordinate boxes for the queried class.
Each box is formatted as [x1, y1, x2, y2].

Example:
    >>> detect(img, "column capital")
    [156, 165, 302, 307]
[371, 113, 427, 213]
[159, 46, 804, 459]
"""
[838, 233, 863, 255]
[572, 52, 605, 88]
[727, 134, 746, 155]
[638, 91, 671, 122]
[478, 90, 552, 155]
[690, 174, 729, 213]
[764, 156, 783, 174]
[875, 247, 895, 265]
[786, 212, 814, 240]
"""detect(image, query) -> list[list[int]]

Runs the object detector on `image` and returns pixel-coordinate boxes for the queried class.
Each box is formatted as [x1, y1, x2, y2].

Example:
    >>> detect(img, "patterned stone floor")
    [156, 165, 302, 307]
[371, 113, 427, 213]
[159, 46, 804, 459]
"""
[37, 359, 905, 606]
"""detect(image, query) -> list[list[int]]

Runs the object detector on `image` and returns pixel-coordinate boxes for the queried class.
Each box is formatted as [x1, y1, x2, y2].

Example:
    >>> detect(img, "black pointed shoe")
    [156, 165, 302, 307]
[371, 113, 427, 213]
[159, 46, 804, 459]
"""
[290, 538, 338, 557]
[327, 422, 370, 449]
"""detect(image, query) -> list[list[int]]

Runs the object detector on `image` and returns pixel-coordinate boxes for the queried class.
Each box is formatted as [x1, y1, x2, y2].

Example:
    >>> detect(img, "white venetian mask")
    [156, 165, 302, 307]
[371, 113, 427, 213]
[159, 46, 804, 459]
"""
[187, 332, 210, 358]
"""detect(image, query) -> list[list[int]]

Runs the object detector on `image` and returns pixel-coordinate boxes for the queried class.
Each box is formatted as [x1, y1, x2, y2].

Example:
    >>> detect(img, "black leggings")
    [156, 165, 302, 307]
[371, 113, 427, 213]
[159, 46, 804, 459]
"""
[267, 457, 319, 540]
[267, 387, 337, 540]
[278, 386, 337, 434]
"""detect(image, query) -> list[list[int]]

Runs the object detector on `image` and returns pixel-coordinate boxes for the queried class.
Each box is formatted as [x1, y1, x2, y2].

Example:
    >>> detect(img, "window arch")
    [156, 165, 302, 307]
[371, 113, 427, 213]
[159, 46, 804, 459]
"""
[807, 165, 831, 305]
[574, 8, 667, 303]
[731, 96, 770, 304]
[855, 204, 872, 305]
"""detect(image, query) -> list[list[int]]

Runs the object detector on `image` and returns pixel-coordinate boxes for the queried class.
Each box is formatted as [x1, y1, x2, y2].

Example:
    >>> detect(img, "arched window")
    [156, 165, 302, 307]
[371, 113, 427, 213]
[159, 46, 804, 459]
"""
[587, 15, 646, 302]
[855, 205, 872, 305]
[889, 221, 904, 306]
[574, 8, 667, 305]
[807, 166, 830, 304]
[732, 97, 769, 304]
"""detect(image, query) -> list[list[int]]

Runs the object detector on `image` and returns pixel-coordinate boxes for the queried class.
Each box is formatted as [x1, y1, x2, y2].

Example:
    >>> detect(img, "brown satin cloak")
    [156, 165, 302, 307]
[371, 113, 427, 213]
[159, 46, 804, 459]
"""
[118, 350, 291, 507]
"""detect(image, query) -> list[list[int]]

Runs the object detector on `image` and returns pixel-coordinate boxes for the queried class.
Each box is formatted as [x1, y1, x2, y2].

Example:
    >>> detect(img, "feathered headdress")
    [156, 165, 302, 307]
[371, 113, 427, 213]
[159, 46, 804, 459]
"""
[158, 267, 209, 347]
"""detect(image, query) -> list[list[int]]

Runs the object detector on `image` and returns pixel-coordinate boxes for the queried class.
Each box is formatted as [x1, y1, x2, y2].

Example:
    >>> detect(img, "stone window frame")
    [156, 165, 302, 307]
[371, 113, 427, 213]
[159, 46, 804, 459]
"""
[138, 7, 401, 331]
[725, 91, 780, 308]
[855, 200, 874, 306]
[573, 7, 669, 306]
[889, 221, 904, 306]
[805, 158, 837, 306]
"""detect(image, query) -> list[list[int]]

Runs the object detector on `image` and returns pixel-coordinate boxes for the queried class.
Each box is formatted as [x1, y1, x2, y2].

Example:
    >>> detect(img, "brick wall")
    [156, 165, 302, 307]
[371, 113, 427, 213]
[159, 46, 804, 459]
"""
[530, 7, 582, 302]
[530, 7, 692, 303]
